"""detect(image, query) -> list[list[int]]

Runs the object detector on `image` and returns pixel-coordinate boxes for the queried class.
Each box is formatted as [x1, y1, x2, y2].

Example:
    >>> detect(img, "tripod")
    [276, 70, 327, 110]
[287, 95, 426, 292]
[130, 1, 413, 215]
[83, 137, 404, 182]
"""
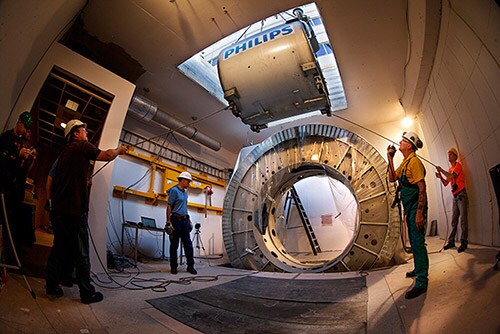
[192, 223, 210, 267]
[0, 193, 36, 299]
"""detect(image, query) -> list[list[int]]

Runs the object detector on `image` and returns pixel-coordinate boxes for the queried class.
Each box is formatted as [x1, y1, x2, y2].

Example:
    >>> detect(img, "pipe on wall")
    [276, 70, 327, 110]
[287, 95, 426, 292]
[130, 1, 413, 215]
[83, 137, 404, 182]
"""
[128, 94, 221, 151]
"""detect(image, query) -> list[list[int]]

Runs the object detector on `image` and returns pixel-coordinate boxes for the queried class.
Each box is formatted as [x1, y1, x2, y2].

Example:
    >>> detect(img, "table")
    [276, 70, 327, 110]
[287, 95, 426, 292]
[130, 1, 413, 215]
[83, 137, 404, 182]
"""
[121, 222, 167, 265]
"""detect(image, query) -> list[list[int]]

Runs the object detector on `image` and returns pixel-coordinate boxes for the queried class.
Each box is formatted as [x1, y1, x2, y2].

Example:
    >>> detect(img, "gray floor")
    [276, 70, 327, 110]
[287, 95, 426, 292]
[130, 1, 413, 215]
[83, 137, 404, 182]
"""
[1, 237, 499, 334]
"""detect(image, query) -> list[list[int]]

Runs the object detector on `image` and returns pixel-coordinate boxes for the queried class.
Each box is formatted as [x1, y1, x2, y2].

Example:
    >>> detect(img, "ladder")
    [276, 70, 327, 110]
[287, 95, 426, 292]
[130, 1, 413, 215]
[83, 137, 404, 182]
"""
[288, 186, 322, 255]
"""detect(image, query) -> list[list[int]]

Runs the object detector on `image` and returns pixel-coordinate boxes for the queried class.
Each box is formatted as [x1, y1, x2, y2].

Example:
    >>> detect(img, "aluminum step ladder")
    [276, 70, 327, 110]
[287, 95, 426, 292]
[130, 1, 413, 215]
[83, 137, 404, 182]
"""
[288, 186, 322, 255]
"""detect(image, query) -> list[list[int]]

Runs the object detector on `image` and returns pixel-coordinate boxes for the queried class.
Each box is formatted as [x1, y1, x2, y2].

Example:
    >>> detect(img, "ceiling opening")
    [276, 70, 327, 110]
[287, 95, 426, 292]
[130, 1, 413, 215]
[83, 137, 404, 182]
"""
[178, 2, 347, 127]
[33, 66, 114, 150]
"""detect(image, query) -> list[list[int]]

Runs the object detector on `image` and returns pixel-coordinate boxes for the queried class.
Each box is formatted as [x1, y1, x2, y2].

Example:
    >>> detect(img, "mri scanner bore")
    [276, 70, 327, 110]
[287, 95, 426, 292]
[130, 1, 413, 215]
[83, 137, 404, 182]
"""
[222, 124, 401, 273]
[271, 174, 359, 264]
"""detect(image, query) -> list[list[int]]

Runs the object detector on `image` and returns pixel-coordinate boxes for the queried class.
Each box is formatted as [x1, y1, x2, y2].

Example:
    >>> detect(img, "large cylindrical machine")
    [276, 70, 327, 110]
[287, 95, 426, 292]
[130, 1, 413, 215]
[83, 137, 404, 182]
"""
[218, 18, 331, 132]
[222, 124, 401, 273]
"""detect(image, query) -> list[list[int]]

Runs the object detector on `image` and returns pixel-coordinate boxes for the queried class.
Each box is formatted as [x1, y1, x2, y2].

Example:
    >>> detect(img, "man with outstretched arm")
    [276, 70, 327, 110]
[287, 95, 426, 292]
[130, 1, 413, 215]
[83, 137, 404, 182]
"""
[45, 119, 128, 304]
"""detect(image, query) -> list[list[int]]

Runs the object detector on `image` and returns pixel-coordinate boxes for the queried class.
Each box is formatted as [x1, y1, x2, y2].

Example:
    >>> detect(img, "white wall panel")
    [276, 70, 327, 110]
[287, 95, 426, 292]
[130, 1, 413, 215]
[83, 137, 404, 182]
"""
[419, 0, 500, 246]
[465, 84, 494, 143]
[471, 68, 500, 130]
[438, 58, 461, 105]
[449, 12, 482, 61]
[420, 106, 438, 145]
[449, 0, 491, 39]
[477, 49, 500, 104]
[434, 74, 455, 120]
[429, 91, 448, 132]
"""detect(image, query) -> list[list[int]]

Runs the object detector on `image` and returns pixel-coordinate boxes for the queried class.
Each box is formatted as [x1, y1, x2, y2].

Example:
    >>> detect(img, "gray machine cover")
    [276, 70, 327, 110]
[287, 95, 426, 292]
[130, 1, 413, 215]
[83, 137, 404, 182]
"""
[218, 20, 331, 132]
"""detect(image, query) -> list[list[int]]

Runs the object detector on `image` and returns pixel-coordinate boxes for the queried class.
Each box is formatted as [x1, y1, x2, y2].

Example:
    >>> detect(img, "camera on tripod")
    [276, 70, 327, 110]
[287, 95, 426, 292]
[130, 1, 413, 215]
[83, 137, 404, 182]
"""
[194, 223, 201, 230]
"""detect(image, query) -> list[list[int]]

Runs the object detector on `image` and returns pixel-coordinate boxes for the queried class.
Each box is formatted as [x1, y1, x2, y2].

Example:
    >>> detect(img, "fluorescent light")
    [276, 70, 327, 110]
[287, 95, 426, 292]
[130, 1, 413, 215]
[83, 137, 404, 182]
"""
[65, 99, 79, 111]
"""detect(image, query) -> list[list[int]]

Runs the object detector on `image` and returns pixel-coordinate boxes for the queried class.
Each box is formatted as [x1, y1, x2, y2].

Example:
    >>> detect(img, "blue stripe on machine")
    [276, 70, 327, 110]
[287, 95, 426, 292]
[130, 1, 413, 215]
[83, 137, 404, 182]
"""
[222, 24, 294, 60]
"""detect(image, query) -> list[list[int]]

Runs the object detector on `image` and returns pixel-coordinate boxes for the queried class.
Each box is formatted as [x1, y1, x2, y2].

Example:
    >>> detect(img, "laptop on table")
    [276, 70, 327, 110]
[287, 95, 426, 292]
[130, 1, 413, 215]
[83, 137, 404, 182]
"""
[140, 216, 156, 228]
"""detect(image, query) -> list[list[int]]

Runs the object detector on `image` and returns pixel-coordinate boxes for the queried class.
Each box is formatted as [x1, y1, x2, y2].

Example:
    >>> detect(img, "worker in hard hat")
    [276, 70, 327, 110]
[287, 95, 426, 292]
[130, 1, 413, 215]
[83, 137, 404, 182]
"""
[45, 119, 128, 304]
[435, 147, 468, 252]
[0, 111, 36, 262]
[387, 131, 429, 299]
[165, 171, 197, 275]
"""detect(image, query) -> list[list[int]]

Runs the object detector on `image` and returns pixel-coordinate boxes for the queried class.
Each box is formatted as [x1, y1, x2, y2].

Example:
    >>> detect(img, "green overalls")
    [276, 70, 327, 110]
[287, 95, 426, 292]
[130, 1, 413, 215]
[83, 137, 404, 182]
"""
[400, 162, 429, 289]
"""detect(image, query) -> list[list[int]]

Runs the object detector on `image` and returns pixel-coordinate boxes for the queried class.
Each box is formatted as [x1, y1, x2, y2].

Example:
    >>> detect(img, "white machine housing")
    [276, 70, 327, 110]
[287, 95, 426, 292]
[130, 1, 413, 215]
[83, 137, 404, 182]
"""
[218, 19, 331, 132]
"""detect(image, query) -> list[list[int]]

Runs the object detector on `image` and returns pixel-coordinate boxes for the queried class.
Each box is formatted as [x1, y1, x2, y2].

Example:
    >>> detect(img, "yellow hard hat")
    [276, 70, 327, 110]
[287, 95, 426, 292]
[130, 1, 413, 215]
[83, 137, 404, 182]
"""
[448, 147, 458, 157]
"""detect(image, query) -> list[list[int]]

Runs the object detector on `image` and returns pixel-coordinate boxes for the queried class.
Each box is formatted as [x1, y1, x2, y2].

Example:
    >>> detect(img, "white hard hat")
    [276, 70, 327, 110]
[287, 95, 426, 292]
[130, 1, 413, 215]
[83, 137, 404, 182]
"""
[402, 131, 423, 150]
[178, 171, 192, 181]
[64, 119, 86, 140]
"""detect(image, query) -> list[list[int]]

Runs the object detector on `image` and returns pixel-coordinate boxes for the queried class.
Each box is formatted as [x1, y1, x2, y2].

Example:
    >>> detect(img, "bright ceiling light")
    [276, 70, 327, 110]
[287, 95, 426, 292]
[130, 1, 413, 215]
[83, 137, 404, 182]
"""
[60, 122, 67, 128]
[401, 116, 413, 128]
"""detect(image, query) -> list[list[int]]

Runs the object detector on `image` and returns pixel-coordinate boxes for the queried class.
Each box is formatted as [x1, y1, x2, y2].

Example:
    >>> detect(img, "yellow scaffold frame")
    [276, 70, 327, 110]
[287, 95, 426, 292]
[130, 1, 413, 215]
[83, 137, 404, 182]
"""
[112, 149, 226, 214]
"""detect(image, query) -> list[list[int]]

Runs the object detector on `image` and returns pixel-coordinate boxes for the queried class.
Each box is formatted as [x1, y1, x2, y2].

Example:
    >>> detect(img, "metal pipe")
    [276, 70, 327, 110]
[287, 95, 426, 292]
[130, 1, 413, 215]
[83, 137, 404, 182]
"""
[128, 94, 221, 151]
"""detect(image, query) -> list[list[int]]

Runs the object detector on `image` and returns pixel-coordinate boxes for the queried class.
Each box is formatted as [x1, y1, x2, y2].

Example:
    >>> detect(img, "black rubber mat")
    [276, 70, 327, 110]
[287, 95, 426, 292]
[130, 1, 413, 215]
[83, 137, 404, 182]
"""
[147, 275, 367, 333]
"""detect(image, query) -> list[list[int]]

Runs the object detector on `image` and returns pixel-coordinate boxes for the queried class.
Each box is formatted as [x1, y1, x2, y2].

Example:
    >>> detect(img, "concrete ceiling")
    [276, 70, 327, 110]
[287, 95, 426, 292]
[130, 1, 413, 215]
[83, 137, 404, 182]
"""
[79, 0, 410, 153]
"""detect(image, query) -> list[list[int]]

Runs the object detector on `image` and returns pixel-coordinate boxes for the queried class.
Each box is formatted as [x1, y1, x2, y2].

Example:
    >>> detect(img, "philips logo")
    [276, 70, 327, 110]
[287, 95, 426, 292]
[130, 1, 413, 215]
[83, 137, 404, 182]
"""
[222, 25, 294, 60]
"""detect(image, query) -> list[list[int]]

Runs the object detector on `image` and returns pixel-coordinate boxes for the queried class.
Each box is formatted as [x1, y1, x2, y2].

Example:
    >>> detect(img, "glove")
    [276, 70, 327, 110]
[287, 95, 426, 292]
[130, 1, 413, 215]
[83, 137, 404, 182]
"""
[165, 222, 174, 235]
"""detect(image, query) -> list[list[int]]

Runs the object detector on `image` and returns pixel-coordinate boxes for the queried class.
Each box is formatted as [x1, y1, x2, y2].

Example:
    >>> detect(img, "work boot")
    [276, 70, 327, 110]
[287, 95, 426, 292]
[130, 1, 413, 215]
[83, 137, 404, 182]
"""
[46, 286, 63, 298]
[443, 242, 455, 250]
[187, 267, 197, 275]
[81, 292, 103, 304]
[405, 286, 427, 299]
[405, 270, 416, 278]
[170, 267, 178, 275]
[457, 242, 468, 253]
[60, 276, 77, 287]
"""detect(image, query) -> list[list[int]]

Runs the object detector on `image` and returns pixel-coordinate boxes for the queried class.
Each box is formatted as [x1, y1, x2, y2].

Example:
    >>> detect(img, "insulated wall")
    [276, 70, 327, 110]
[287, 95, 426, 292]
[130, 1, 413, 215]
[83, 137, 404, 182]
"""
[419, 0, 500, 246]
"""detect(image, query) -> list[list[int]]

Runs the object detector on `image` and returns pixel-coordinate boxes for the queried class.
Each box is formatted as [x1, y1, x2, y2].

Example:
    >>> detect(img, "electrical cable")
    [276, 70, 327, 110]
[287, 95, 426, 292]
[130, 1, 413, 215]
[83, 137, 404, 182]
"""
[105, 126, 170, 261]
[385, 143, 412, 254]
[234, 25, 252, 44]
[433, 177, 451, 253]
[171, 133, 196, 160]
[91, 105, 229, 179]
[400, 0, 411, 102]
[134, 105, 229, 147]
[89, 217, 257, 293]
[329, 112, 438, 168]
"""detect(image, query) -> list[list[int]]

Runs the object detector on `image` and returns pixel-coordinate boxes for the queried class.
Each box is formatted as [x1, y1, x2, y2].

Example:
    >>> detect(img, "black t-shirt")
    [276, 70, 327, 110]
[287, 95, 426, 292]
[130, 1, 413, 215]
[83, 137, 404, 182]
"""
[0, 129, 24, 193]
[52, 140, 101, 216]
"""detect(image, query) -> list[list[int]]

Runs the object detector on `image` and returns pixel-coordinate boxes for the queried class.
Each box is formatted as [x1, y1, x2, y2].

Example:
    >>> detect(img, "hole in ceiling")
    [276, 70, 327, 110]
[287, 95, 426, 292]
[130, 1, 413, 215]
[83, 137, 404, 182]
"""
[178, 2, 347, 127]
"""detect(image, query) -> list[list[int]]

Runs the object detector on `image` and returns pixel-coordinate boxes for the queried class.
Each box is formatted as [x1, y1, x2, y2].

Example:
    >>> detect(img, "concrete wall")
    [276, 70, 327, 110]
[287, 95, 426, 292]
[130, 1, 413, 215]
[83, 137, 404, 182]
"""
[419, 0, 500, 246]
[0, 0, 86, 131]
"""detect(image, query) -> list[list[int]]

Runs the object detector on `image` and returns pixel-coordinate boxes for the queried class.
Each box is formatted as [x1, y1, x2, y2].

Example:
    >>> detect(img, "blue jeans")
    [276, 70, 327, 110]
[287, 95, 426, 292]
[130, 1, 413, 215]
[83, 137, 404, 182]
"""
[169, 215, 194, 269]
[448, 190, 468, 243]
